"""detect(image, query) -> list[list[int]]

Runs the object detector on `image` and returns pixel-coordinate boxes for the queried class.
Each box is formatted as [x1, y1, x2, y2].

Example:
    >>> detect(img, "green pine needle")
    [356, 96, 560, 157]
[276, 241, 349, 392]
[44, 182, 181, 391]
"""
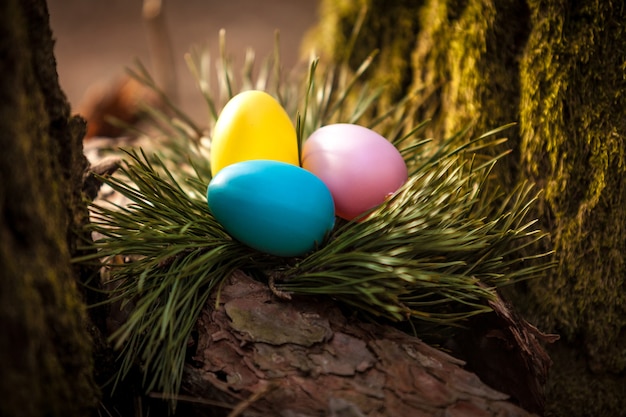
[77, 29, 554, 401]
[276, 139, 551, 324]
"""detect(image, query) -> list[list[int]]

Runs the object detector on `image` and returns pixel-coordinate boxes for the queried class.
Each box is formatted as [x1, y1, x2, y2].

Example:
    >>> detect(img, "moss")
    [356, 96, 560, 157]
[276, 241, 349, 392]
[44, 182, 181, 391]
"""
[519, 0, 626, 373]
[302, 0, 423, 109]
[0, 0, 98, 415]
[409, 0, 532, 186]
[306, 0, 531, 184]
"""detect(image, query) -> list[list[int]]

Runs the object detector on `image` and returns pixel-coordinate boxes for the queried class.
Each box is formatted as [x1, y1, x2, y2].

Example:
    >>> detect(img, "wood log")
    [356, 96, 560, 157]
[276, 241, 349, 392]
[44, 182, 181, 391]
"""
[179, 271, 542, 417]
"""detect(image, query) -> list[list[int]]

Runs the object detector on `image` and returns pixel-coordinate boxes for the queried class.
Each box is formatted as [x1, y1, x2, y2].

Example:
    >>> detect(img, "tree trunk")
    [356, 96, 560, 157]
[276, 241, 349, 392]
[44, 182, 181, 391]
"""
[0, 0, 98, 415]
[305, 0, 626, 415]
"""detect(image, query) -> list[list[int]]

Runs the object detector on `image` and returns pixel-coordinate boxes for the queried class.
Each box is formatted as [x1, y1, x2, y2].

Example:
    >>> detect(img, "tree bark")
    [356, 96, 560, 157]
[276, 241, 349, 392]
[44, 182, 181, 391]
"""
[181, 271, 541, 417]
[305, 0, 626, 415]
[0, 0, 99, 415]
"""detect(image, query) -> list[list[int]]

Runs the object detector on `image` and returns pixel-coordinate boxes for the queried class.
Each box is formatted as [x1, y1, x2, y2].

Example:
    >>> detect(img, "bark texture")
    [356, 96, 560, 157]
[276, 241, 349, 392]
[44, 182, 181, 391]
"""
[182, 271, 539, 417]
[0, 0, 98, 415]
[305, 0, 626, 415]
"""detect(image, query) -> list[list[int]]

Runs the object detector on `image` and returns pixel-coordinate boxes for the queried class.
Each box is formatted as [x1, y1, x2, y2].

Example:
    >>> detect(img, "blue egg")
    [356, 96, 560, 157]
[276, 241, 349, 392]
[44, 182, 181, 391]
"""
[207, 160, 336, 257]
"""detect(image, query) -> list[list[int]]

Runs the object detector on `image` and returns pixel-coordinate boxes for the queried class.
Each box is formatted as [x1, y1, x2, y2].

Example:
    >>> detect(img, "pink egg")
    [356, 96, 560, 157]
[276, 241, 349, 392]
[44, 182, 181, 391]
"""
[302, 123, 408, 220]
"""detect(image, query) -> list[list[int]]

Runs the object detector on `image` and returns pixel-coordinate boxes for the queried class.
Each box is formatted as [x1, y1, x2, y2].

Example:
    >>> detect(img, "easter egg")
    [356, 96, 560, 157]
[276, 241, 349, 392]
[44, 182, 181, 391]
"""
[207, 160, 335, 257]
[210, 90, 299, 176]
[301, 123, 407, 220]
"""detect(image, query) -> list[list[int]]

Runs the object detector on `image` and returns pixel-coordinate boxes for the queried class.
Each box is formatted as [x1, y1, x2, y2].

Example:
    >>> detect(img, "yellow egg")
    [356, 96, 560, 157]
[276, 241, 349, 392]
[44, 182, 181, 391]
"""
[210, 90, 299, 176]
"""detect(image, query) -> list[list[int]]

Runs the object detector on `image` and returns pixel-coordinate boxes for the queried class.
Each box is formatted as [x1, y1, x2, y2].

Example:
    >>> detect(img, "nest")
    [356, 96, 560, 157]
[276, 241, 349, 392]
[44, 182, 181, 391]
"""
[77, 29, 555, 415]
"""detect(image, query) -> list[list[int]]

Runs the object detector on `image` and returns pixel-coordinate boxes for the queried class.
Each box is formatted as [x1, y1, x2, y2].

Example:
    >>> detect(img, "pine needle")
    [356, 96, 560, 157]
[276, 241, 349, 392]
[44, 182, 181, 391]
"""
[77, 29, 554, 403]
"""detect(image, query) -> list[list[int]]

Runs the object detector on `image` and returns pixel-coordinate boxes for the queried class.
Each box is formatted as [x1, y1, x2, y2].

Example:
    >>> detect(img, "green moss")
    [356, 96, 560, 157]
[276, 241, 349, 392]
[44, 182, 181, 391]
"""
[306, 0, 531, 184]
[0, 0, 98, 416]
[519, 0, 626, 373]
[302, 0, 422, 109]
[410, 0, 532, 186]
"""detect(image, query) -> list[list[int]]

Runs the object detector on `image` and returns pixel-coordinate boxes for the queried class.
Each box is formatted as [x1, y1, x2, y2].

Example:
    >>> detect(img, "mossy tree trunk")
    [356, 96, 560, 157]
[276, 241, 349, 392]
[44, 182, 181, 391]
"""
[0, 0, 99, 415]
[306, 0, 626, 416]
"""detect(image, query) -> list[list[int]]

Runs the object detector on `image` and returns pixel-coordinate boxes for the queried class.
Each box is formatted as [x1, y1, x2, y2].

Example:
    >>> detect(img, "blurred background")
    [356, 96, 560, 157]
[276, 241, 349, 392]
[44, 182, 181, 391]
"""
[47, 0, 320, 125]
